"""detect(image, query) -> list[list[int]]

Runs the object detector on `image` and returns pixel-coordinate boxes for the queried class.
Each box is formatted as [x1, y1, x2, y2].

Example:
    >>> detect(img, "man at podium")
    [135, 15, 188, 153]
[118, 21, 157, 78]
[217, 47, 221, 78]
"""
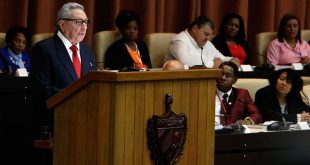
[30, 2, 96, 99]
[29, 2, 97, 135]
[215, 61, 261, 126]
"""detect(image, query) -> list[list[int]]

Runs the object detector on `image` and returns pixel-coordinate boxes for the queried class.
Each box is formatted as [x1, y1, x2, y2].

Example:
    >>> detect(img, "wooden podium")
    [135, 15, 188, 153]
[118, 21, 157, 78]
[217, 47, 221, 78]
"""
[47, 69, 220, 165]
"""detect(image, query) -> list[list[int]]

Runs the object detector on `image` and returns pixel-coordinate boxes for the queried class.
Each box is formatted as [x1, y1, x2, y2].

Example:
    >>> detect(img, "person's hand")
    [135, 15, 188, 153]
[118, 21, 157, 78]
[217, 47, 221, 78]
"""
[230, 58, 240, 67]
[300, 111, 310, 122]
[237, 117, 254, 125]
[213, 58, 223, 68]
[300, 56, 310, 64]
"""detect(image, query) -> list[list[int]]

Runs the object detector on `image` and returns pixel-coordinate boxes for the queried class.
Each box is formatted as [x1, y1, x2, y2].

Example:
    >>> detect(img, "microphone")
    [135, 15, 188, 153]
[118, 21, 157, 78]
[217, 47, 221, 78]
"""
[260, 107, 290, 130]
[200, 47, 206, 68]
[215, 114, 245, 134]
[190, 48, 206, 69]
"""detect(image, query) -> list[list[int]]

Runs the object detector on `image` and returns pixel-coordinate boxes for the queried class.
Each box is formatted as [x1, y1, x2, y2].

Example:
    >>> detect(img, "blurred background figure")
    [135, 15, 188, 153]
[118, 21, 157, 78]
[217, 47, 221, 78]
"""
[0, 26, 30, 75]
[255, 68, 310, 123]
[104, 10, 152, 71]
[162, 60, 184, 70]
[212, 13, 251, 65]
[267, 13, 310, 66]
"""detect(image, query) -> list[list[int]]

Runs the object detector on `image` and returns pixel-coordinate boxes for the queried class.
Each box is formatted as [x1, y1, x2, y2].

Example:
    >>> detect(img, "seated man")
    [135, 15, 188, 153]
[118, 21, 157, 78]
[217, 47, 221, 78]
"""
[215, 61, 261, 125]
[165, 15, 240, 68]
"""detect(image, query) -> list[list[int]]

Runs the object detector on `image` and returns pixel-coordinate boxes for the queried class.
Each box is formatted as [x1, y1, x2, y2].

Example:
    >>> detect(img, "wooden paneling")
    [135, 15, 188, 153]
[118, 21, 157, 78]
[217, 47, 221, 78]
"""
[51, 70, 220, 165]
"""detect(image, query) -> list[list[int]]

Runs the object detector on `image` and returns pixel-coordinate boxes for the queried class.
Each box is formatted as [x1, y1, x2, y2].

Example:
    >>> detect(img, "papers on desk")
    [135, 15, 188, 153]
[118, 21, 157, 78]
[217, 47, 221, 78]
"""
[99, 69, 118, 72]
[292, 63, 304, 70]
[215, 124, 223, 130]
[16, 68, 28, 77]
[294, 122, 310, 130]
[275, 63, 304, 71]
[244, 124, 267, 133]
[240, 65, 253, 72]
[275, 65, 292, 70]
[262, 120, 278, 126]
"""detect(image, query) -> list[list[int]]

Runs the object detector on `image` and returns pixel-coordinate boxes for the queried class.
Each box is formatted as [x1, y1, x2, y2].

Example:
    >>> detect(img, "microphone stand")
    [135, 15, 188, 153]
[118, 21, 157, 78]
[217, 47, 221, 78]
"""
[200, 47, 206, 68]
[262, 107, 290, 130]
[215, 114, 245, 134]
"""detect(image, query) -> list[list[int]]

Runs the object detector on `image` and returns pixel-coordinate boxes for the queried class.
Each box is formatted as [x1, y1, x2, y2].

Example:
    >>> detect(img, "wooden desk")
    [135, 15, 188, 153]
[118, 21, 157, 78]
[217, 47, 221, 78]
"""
[215, 130, 310, 164]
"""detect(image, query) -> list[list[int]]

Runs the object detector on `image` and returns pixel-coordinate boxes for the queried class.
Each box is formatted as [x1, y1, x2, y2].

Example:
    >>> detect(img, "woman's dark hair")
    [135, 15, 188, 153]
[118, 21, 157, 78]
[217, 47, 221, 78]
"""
[268, 68, 303, 96]
[277, 13, 301, 43]
[218, 12, 245, 40]
[115, 10, 140, 30]
[188, 15, 214, 30]
[5, 26, 30, 46]
[219, 61, 239, 77]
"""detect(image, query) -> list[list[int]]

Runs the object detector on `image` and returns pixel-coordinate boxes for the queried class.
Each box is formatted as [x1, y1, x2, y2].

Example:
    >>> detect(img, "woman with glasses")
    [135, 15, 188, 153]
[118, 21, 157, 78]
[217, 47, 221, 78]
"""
[0, 26, 30, 75]
[212, 13, 251, 64]
[267, 13, 310, 66]
[104, 10, 152, 71]
[255, 68, 310, 123]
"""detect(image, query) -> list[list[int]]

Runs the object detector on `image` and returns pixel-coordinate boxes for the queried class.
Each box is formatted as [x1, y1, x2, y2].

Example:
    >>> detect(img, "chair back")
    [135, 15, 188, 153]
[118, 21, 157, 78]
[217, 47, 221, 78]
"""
[0, 33, 6, 48]
[93, 30, 122, 68]
[301, 29, 310, 41]
[254, 32, 277, 66]
[31, 33, 53, 47]
[144, 33, 177, 68]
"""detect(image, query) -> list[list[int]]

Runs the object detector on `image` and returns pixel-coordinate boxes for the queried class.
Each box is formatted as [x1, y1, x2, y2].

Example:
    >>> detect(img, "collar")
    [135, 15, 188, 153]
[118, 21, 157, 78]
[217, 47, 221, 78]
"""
[217, 88, 232, 98]
[7, 47, 22, 63]
[283, 39, 300, 49]
[57, 31, 80, 50]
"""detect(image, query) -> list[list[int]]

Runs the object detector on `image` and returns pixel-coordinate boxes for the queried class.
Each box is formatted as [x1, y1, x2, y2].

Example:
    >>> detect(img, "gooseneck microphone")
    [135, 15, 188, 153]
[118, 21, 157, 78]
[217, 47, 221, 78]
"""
[215, 114, 245, 134]
[200, 47, 206, 68]
[261, 107, 290, 130]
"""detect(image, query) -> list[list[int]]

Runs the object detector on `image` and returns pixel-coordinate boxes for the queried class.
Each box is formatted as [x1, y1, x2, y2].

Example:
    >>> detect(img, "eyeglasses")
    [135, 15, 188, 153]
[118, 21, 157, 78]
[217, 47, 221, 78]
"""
[62, 18, 90, 26]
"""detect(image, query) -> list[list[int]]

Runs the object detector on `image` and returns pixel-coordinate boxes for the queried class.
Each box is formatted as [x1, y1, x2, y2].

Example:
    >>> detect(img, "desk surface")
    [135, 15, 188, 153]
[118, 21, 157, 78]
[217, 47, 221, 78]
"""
[215, 130, 310, 164]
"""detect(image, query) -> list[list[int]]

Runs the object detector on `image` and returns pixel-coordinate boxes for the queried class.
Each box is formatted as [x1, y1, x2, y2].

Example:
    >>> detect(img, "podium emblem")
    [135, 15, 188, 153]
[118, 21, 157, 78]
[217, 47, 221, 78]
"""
[147, 93, 187, 165]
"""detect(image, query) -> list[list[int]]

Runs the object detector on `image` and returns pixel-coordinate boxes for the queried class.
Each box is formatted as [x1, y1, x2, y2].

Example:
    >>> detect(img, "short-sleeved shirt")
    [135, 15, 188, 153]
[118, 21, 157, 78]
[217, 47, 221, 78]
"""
[165, 30, 232, 68]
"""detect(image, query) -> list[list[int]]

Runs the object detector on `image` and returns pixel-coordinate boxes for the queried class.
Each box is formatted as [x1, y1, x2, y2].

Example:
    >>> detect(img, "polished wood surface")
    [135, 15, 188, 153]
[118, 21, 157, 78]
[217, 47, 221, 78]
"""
[49, 70, 221, 165]
[215, 130, 310, 164]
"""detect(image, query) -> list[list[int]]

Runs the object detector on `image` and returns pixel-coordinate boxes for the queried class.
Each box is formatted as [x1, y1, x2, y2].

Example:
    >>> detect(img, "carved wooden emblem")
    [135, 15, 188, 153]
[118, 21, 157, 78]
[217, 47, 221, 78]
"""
[147, 93, 187, 165]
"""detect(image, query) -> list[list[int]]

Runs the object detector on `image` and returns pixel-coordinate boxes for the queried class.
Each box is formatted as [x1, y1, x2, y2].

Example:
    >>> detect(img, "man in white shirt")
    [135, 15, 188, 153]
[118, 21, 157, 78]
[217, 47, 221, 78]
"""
[165, 15, 239, 68]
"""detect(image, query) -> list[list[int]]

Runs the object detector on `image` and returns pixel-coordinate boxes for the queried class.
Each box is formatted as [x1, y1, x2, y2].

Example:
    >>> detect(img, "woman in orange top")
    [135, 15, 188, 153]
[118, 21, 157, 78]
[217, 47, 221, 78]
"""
[105, 10, 152, 71]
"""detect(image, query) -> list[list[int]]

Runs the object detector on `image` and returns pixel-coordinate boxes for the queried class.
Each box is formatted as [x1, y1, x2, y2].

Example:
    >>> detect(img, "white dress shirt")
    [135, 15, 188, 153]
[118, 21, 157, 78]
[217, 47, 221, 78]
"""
[215, 88, 232, 125]
[165, 30, 232, 68]
[57, 31, 81, 62]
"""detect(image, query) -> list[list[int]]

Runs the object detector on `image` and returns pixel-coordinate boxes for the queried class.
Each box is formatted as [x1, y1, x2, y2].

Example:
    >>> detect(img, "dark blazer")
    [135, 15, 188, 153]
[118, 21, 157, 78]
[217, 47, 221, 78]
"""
[104, 39, 152, 70]
[0, 48, 31, 74]
[255, 85, 310, 123]
[30, 34, 96, 99]
[212, 35, 251, 64]
[225, 87, 262, 124]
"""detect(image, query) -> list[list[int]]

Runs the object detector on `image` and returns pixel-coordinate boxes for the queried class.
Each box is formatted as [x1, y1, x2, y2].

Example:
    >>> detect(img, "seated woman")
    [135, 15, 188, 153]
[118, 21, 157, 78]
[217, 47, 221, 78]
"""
[267, 13, 310, 66]
[212, 13, 251, 64]
[255, 68, 310, 123]
[104, 10, 152, 71]
[0, 26, 30, 75]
